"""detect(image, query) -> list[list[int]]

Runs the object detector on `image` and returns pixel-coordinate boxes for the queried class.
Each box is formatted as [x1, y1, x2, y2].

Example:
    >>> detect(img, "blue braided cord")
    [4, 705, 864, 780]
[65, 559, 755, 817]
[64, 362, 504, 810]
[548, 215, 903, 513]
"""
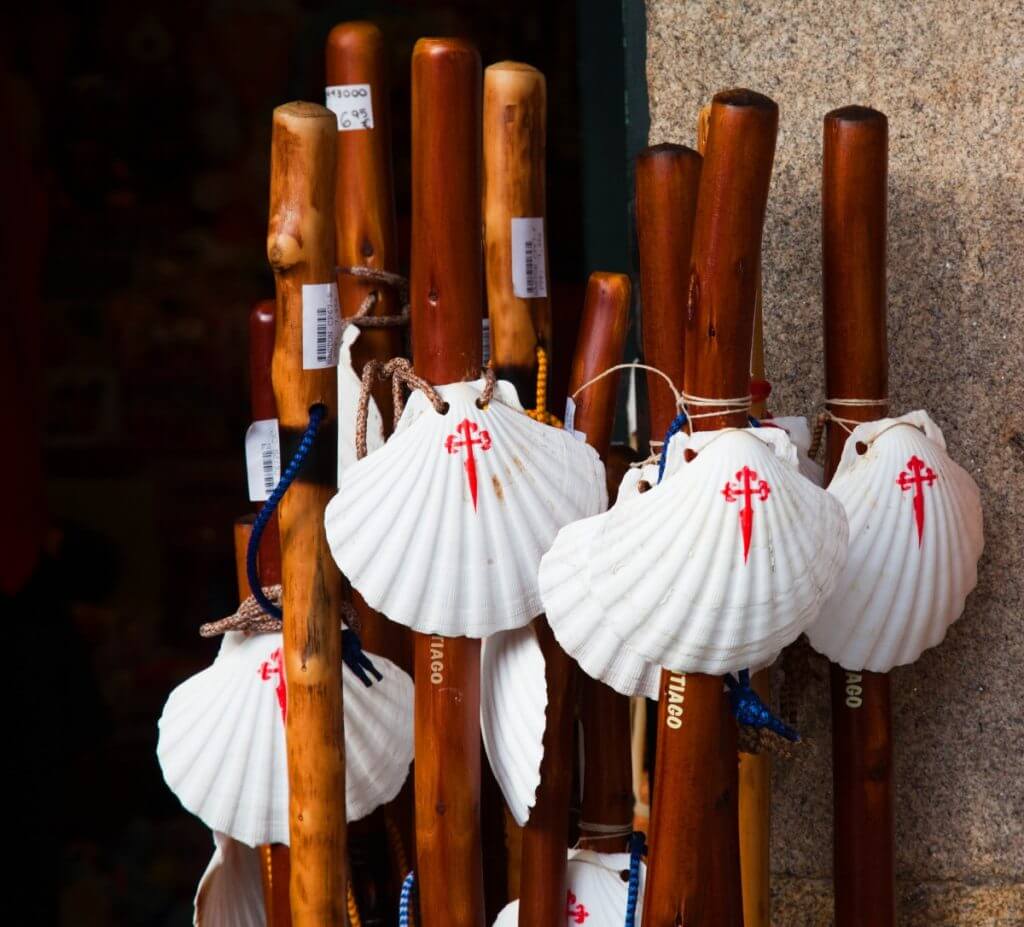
[725, 668, 800, 742]
[246, 403, 327, 619]
[398, 871, 416, 927]
[656, 411, 689, 484]
[343, 628, 383, 687]
[624, 831, 647, 927]
[748, 415, 761, 427]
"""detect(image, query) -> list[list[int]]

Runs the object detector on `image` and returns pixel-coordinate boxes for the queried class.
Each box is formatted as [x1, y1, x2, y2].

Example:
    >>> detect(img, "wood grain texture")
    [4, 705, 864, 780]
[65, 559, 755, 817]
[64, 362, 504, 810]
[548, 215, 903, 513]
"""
[410, 37, 486, 927]
[483, 61, 550, 401]
[642, 88, 778, 927]
[250, 301, 283, 587]
[519, 272, 630, 924]
[822, 104, 894, 927]
[267, 100, 347, 927]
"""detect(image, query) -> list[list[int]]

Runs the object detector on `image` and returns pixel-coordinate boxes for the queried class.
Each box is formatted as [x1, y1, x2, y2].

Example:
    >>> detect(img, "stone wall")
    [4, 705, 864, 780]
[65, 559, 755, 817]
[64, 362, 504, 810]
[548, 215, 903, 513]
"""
[644, 1, 1023, 922]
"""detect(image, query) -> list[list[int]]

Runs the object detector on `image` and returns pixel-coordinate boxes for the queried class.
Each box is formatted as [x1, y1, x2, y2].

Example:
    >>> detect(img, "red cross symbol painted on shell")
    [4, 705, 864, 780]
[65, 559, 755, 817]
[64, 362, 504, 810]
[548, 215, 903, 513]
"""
[566, 890, 589, 923]
[259, 647, 287, 721]
[445, 418, 492, 511]
[722, 466, 771, 563]
[897, 454, 938, 546]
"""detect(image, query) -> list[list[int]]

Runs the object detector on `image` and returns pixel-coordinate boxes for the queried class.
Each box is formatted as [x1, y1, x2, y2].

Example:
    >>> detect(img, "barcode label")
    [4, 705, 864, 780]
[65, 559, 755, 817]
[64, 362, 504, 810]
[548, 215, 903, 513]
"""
[245, 419, 281, 502]
[481, 319, 491, 366]
[511, 217, 547, 298]
[302, 282, 341, 369]
[564, 397, 587, 442]
[325, 84, 374, 131]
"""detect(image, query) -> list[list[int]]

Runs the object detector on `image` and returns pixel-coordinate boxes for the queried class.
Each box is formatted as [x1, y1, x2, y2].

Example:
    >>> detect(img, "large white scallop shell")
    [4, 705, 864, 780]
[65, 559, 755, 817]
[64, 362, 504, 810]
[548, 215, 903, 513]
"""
[541, 465, 664, 699]
[325, 377, 607, 636]
[338, 325, 383, 481]
[492, 849, 646, 926]
[194, 832, 264, 927]
[480, 624, 548, 825]
[807, 411, 983, 671]
[157, 632, 414, 845]
[582, 427, 848, 674]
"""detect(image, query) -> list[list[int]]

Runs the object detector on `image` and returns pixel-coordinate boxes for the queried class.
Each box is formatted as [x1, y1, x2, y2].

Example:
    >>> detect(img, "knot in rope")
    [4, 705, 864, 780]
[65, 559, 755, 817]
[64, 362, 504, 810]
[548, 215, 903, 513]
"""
[726, 668, 800, 748]
[200, 585, 284, 636]
[337, 265, 410, 329]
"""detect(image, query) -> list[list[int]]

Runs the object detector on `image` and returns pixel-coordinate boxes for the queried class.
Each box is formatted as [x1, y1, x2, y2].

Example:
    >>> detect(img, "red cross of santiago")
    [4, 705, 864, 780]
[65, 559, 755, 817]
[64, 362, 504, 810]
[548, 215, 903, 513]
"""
[722, 466, 771, 563]
[566, 890, 589, 923]
[445, 418, 492, 511]
[897, 454, 938, 546]
[259, 647, 287, 721]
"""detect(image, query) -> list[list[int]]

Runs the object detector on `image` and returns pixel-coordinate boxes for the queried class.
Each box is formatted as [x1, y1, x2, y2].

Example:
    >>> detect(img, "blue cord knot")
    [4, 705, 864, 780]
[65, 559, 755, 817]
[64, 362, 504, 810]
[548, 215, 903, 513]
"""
[624, 831, 646, 927]
[343, 628, 382, 687]
[725, 668, 799, 742]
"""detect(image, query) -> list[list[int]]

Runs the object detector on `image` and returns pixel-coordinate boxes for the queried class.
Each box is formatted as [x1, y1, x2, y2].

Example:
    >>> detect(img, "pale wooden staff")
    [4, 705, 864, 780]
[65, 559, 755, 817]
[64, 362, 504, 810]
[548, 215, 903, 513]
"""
[483, 61, 551, 405]
[823, 105, 894, 927]
[266, 101, 347, 927]
[518, 272, 631, 925]
[326, 21, 411, 672]
[699, 102, 772, 927]
[410, 37, 486, 927]
[641, 89, 778, 927]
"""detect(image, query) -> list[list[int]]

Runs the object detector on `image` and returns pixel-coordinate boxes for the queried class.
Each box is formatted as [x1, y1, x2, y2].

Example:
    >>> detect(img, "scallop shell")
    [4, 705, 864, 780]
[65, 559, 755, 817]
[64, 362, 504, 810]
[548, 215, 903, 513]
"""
[194, 832, 264, 927]
[157, 632, 414, 845]
[541, 465, 664, 699]
[325, 377, 607, 636]
[807, 411, 983, 671]
[492, 849, 646, 927]
[583, 427, 848, 674]
[338, 325, 383, 481]
[480, 624, 548, 825]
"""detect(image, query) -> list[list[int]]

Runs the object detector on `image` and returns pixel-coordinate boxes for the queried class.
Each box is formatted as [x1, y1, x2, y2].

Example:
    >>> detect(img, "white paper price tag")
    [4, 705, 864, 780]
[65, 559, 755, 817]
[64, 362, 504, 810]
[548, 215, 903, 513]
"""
[511, 217, 547, 298]
[245, 418, 281, 502]
[564, 397, 587, 442]
[325, 84, 374, 131]
[302, 282, 342, 369]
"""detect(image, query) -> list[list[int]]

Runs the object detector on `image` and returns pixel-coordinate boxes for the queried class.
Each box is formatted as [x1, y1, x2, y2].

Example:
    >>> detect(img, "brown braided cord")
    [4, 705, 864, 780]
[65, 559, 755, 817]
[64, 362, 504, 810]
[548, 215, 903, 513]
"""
[201, 587, 359, 637]
[355, 359, 497, 460]
[338, 265, 410, 329]
[737, 725, 806, 760]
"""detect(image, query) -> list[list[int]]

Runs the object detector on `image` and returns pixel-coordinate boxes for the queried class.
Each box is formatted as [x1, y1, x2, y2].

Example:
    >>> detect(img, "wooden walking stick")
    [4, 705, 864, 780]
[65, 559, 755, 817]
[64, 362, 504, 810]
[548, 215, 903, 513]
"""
[246, 301, 293, 927]
[822, 105, 894, 927]
[326, 21, 411, 673]
[641, 89, 777, 927]
[266, 101, 347, 927]
[699, 103, 773, 927]
[410, 37, 486, 927]
[518, 272, 630, 926]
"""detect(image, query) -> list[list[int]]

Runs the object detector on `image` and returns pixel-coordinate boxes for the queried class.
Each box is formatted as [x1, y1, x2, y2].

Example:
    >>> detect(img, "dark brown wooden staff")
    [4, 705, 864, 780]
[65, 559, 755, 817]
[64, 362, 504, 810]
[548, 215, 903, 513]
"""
[266, 101, 347, 927]
[641, 89, 777, 927]
[822, 105, 894, 927]
[246, 301, 293, 927]
[518, 272, 630, 925]
[410, 37, 486, 927]
[326, 20, 411, 673]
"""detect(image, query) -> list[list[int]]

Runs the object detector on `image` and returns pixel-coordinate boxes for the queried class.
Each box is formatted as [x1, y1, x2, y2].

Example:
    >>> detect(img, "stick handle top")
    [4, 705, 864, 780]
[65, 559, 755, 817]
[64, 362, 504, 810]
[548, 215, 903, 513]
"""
[713, 87, 778, 111]
[638, 142, 702, 164]
[274, 100, 335, 123]
[413, 36, 480, 63]
[326, 19, 383, 52]
[826, 104, 888, 126]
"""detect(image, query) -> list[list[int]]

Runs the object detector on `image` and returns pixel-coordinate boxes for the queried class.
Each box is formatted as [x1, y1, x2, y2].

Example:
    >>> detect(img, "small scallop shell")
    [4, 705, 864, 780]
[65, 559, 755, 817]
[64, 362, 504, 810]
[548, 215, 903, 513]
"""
[157, 632, 413, 845]
[338, 325, 383, 481]
[807, 411, 983, 671]
[581, 427, 847, 674]
[326, 378, 607, 637]
[492, 849, 646, 926]
[194, 832, 264, 927]
[480, 625, 548, 825]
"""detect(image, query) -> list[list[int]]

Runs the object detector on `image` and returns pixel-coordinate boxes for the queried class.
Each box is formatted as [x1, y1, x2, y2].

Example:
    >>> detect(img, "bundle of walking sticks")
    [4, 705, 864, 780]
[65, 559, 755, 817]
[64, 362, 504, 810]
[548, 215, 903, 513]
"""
[157, 22, 983, 927]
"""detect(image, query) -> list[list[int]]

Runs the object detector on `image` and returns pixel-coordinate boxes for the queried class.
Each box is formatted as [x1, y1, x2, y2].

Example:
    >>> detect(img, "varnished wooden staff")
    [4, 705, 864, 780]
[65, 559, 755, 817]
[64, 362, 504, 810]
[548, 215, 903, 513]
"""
[518, 272, 631, 925]
[266, 101, 347, 927]
[823, 105, 894, 927]
[247, 301, 293, 927]
[699, 102, 772, 927]
[483, 61, 552, 405]
[641, 89, 778, 927]
[326, 20, 411, 673]
[410, 38, 486, 927]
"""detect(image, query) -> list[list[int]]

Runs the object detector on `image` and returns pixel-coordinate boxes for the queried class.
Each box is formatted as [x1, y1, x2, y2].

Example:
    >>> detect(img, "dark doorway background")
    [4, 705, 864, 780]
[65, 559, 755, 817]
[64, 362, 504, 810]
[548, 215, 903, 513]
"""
[2, 2, 641, 923]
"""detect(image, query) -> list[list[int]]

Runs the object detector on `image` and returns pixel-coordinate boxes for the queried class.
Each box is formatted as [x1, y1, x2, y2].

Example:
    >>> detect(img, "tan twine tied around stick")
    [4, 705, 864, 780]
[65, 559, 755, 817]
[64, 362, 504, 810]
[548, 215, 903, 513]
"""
[201, 585, 360, 637]
[807, 397, 890, 460]
[338, 265, 410, 329]
[354, 359, 497, 459]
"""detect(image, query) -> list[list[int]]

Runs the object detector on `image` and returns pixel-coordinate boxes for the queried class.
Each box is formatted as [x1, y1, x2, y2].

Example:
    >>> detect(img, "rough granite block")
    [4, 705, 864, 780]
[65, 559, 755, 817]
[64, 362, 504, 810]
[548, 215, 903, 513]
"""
[645, 0, 1023, 920]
